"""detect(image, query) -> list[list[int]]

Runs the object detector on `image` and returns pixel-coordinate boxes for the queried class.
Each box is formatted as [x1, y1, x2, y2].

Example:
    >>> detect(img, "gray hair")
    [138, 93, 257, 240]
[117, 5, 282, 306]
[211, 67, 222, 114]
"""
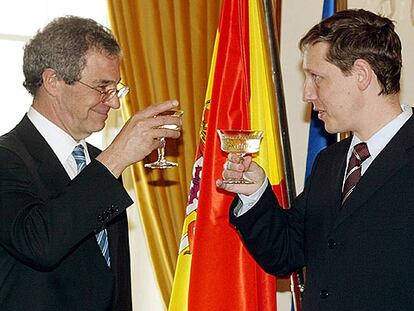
[23, 15, 121, 96]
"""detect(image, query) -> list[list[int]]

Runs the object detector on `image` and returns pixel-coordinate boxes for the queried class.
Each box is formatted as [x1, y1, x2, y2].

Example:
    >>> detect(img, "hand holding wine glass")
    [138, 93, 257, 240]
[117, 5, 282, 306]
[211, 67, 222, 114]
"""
[96, 100, 181, 178]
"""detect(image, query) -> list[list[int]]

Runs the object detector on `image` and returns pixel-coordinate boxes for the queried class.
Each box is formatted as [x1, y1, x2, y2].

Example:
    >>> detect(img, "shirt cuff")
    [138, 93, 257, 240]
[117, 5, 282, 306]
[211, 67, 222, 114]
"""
[234, 178, 269, 217]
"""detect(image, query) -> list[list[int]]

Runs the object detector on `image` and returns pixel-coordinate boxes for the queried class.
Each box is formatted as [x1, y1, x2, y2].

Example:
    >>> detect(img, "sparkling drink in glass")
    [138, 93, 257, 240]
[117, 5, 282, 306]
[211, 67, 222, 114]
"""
[217, 129, 263, 184]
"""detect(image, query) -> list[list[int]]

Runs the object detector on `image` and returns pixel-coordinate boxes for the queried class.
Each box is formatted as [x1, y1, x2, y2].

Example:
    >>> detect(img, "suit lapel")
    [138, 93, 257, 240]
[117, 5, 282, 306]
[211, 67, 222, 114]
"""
[322, 138, 350, 224]
[15, 116, 118, 272]
[333, 114, 414, 230]
[15, 115, 71, 195]
[86, 143, 101, 159]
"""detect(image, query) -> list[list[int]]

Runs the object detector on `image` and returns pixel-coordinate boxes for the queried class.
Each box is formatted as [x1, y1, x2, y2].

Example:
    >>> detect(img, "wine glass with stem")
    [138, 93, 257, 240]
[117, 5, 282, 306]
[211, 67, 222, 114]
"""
[144, 109, 184, 169]
[217, 129, 264, 184]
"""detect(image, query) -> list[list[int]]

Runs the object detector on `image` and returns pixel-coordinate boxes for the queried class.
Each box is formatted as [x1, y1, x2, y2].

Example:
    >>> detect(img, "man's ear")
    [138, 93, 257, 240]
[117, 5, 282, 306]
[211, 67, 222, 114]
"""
[41, 68, 61, 96]
[353, 59, 373, 91]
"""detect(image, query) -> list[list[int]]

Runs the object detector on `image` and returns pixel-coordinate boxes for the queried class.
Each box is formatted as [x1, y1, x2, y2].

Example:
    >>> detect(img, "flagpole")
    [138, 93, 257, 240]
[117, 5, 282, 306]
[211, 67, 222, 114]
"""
[336, 0, 348, 11]
[261, 0, 296, 205]
[262, 0, 305, 308]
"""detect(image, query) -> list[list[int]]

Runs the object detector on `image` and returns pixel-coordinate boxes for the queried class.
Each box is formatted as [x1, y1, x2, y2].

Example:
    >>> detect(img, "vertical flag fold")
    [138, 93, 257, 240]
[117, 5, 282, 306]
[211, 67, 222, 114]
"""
[169, 0, 290, 309]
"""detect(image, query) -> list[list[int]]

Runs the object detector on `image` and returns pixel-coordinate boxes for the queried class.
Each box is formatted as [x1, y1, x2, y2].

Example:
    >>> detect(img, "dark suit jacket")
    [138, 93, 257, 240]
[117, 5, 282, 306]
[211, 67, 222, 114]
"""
[230, 114, 414, 310]
[0, 116, 133, 311]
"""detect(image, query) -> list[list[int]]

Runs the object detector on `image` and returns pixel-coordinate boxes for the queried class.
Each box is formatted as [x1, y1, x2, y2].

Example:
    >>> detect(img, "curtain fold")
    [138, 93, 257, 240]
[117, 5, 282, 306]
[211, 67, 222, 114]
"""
[106, 0, 222, 307]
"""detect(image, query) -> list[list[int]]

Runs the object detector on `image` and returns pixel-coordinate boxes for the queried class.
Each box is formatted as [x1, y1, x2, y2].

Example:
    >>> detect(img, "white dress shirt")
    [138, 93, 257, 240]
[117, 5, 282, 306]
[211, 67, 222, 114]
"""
[27, 107, 90, 180]
[236, 105, 413, 216]
[343, 105, 412, 188]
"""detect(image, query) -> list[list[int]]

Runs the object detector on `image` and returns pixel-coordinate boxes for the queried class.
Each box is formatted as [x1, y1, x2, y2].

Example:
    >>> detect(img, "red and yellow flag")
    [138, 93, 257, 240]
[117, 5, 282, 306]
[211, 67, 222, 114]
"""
[169, 0, 288, 309]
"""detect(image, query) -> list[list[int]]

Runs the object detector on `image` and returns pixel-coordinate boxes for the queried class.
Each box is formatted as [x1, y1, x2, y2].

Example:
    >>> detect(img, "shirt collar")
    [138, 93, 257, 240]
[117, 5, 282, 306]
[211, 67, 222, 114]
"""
[27, 107, 88, 164]
[350, 105, 413, 161]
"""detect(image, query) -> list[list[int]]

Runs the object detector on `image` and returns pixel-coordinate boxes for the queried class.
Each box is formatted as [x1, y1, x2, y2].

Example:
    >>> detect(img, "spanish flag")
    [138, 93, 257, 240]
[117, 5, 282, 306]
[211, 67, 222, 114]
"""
[169, 0, 289, 309]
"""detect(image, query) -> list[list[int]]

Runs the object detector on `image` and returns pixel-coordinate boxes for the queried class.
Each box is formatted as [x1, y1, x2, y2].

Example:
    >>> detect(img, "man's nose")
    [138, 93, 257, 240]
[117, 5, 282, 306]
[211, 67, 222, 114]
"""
[302, 79, 317, 103]
[104, 96, 121, 110]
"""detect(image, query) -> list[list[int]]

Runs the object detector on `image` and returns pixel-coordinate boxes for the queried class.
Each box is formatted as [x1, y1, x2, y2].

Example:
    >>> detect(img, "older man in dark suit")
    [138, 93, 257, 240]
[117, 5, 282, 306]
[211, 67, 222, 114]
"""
[0, 16, 181, 310]
[217, 9, 414, 311]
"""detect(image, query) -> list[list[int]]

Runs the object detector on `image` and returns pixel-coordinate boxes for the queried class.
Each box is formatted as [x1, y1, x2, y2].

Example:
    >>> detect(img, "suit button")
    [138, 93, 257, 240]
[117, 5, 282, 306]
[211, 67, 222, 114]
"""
[103, 210, 110, 220]
[111, 204, 119, 212]
[97, 215, 104, 223]
[320, 289, 329, 299]
[327, 239, 337, 249]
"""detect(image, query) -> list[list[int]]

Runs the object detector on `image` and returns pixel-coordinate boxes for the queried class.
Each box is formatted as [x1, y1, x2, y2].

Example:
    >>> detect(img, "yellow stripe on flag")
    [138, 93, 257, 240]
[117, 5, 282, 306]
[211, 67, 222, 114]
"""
[168, 31, 220, 311]
[249, 0, 285, 191]
[168, 210, 196, 309]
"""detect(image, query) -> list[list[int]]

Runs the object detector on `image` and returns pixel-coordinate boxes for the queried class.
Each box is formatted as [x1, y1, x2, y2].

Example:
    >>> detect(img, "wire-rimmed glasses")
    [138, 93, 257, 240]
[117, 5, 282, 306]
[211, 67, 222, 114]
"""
[78, 80, 129, 102]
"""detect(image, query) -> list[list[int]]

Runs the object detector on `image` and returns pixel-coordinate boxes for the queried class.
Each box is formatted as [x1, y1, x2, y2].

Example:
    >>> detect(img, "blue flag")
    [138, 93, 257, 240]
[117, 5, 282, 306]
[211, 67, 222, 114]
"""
[304, 0, 337, 179]
[322, 0, 335, 19]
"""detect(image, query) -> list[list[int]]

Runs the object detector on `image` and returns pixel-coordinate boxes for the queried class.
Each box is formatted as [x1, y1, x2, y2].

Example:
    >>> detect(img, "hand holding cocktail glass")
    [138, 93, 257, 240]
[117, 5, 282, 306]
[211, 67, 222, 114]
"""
[217, 129, 263, 184]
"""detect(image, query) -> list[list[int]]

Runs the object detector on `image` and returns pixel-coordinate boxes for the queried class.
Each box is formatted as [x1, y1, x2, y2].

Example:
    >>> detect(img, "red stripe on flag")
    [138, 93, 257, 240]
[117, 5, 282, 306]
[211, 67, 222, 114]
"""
[272, 180, 288, 209]
[187, 0, 276, 310]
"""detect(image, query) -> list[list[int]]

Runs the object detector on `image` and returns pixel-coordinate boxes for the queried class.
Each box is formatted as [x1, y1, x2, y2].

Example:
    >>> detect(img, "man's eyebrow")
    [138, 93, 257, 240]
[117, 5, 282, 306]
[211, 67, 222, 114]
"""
[303, 67, 321, 74]
[302, 68, 313, 74]
[92, 79, 121, 85]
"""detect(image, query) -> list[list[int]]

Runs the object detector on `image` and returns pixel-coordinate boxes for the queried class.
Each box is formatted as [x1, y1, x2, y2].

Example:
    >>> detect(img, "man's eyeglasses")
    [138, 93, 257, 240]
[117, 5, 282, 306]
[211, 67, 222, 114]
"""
[78, 80, 129, 102]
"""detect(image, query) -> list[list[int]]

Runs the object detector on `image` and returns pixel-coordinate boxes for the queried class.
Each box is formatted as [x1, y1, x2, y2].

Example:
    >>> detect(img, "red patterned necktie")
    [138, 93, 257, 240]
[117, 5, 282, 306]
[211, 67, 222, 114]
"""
[342, 142, 370, 205]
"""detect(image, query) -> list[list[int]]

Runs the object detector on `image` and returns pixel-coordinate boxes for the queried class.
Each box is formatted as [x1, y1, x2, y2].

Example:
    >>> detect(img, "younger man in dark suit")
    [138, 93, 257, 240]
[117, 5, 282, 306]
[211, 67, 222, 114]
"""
[217, 9, 414, 311]
[0, 16, 181, 310]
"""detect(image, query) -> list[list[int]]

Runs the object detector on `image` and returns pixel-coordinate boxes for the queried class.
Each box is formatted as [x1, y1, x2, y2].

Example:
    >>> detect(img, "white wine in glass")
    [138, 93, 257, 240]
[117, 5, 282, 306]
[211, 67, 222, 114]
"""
[145, 109, 184, 169]
[217, 129, 263, 184]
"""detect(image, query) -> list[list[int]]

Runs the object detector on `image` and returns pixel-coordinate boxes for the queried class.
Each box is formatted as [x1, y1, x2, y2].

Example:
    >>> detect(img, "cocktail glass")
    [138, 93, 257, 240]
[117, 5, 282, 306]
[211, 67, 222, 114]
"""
[217, 129, 263, 184]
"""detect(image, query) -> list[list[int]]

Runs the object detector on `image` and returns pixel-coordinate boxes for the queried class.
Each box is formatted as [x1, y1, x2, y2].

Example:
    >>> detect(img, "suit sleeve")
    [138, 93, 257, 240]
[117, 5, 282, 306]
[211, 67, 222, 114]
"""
[0, 147, 133, 270]
[228, 151, 328, 276]
[229, 183, 306, 276]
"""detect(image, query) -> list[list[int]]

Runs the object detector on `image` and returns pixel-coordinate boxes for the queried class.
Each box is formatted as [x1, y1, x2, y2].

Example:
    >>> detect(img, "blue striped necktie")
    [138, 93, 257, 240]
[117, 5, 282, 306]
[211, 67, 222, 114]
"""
[72, 144, 111, 266]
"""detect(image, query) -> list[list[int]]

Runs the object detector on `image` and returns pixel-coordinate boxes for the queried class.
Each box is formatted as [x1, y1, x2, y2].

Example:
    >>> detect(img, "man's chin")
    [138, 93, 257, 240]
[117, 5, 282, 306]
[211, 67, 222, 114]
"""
[91, 114, 108, 129]
[88, 122, 106, 135]
[324, 123, 337, 135]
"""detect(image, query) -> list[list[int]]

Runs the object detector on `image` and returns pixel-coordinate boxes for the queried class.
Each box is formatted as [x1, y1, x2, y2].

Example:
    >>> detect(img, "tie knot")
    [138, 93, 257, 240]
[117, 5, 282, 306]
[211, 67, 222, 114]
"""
[353, 142, 370, 163]
[72, 145, 86, 173]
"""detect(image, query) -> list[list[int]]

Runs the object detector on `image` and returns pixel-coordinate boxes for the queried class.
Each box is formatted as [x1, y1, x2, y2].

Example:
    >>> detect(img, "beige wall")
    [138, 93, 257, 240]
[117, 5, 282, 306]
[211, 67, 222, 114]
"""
[280, 1, 324, 193]
[348, 0, 414, 105]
